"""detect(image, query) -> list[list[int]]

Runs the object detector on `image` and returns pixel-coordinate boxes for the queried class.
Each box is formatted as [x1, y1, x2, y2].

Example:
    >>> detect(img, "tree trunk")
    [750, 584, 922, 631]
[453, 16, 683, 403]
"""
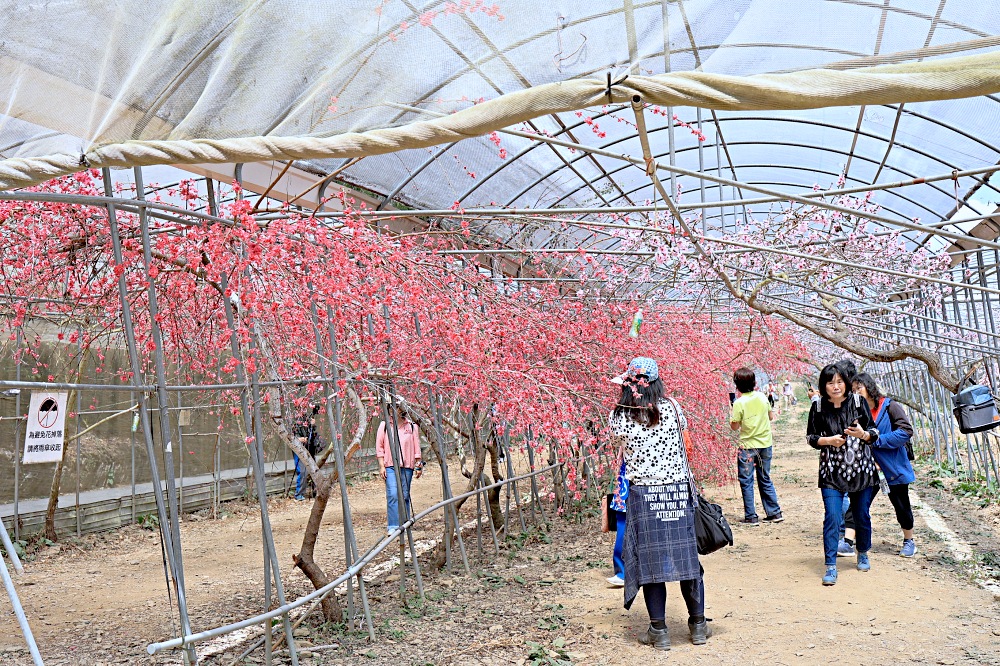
[291, 476, 343, 623]
[43, 449, 68, 542]
[44, 380, 81, 541]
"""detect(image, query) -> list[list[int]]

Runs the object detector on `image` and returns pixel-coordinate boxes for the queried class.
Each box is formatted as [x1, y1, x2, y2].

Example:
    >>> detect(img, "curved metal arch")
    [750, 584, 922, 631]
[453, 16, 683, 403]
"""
[447, 98, 1000, 214]
[499, 129, 960, 252]
[523, 165, 941, 256]
[545, 140, 945, 222]
[494, 113, 1000, 219]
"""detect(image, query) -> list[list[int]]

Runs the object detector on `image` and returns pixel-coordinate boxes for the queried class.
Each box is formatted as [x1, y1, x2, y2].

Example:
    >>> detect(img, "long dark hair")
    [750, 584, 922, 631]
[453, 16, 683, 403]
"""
[853, 372, 883, 404]
[613, 377, 664, 427]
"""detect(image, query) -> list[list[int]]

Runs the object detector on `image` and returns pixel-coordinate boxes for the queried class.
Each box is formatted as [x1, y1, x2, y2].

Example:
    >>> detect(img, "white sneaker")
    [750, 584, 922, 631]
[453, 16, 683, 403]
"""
[606, 575, 625, 587]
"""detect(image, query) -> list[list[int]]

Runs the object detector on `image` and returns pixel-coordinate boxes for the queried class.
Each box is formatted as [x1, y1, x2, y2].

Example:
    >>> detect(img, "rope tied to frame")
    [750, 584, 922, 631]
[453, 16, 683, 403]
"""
[952, 169, 961, 211]
[606, 72, 629, 101]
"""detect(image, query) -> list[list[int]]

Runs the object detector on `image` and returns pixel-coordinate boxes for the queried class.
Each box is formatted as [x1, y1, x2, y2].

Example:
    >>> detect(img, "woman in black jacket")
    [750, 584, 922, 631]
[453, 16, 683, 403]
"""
[807, 364, 880, 586]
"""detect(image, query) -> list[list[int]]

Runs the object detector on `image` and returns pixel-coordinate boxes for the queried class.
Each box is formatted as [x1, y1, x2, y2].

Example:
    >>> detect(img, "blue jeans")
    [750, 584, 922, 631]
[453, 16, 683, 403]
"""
[293, 454, 306, 499]
[737, 447, 781, 520]
[821, 487, 874, 565]
[612, 511, 627, 577]
[385, 467, 414, 532]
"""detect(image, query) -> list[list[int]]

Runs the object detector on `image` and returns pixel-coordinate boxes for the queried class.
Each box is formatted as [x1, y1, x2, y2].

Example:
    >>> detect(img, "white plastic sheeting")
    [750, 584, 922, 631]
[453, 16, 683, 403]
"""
[0, 0, 998, 237]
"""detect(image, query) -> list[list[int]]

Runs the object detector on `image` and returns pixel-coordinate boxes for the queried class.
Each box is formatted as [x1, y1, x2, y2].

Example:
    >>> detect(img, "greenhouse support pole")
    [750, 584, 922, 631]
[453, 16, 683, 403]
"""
[380, 306, 425, 602]
[177, 395, 184, 510]
[246, 344, 300, 666]
[660, 0, 676, 196]
[75, 331, 82, 538]
[130, 390, 137, 524]
[525, 427, 547, 523]
[0, 520, 24, 574]
[305, 288, 357, 626]
[435, 393, 470, 574]
[13, 328, 22, 540]
[480, 471, 502, 555]
[324, 309, 375, 639]
[217, 273, 298, 666]
[0, 551, 42, 666]
[379, 392, 412, 601]
[413, 313, 463, 572]
[106, 169, 196, 666]
[134, 166, 190, 586]
[504, 426, 527, 533]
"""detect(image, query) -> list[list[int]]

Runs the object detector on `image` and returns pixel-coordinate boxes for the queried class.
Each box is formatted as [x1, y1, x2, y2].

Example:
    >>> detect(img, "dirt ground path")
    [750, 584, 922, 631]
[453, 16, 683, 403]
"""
[0, 463, 456, 664]
[2, 404, 1000, 665]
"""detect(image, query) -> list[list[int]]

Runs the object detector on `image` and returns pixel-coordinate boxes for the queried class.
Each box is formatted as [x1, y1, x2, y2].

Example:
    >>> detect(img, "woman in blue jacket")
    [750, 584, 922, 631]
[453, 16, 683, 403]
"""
[853, 373, 917, 558]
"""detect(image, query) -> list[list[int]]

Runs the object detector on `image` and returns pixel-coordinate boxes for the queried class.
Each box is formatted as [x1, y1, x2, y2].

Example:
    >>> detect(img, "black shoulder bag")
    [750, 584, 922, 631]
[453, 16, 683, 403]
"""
[668, 399, 733, 555]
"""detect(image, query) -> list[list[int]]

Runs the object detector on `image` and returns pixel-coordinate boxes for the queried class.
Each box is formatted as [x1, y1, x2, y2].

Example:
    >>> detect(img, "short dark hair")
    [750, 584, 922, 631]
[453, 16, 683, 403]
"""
[835, 359, 858, 386]
[818, 364, 847, 401]
[852, 372, 883, 403]
[733, 367, 756, 393]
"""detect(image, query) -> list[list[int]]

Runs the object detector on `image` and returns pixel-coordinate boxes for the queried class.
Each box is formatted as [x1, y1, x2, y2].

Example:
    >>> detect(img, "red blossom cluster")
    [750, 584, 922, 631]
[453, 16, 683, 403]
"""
[0, 172, 809, 487]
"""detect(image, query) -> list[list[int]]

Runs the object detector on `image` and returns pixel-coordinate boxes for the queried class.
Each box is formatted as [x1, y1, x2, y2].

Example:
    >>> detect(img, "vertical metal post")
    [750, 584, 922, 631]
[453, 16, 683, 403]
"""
[379, 394, 412, 597]
[75, 331, 82, 537]
[660, 0, 676, 196]
[177, 395, 184, 511]
[0, 521, 24, 574]
[105, 168, 196, 665]
[379, 306, 424, 601]
[0, 552, 43, 665]
[131, 390, 137, 524]
[247, 348, 299, 666]
[303, 286, 356, 624]
[696, 107, 706, 236]
[325, 308, 375, 639]
[217, 270, 299, 666]
[13, 329, 22, 541]
[413, 313, 467, 573]
[525, 427, 547, 523]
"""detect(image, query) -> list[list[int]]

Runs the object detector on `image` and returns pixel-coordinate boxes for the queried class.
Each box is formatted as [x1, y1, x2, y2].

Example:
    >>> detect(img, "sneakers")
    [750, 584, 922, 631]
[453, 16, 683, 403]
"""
[606, 574, 625, 587]
[837, 538, 856, 557]
[638, 624, 671, 650]
[740, 516, 760, 526]
[857, 551, 871, 572]
[293, 495, 306, 502]
[688, 619, 713, 645]
[899, 539, 917, 558]
[822, 565, 838, 586]
[763, 512, 784, 523]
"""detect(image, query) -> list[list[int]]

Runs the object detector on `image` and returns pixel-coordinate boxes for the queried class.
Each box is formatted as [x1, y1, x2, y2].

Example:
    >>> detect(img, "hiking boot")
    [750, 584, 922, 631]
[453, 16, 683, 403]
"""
[688, 619, 713, 645]
[740, 516, 760, 526]
[638, 624, 671, 650]
[606, 574, 625, 588]
[857, 551, 871, 572]
[837, 538, 855, 557]
[899, 539, 917, 558]
[763, 512, 784, 523]
[822, 565, 838, 586]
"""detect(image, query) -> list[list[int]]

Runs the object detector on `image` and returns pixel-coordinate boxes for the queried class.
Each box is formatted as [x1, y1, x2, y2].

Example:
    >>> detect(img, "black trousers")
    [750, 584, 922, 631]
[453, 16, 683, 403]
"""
[642, 566, 705, 622]
[846, 483, 914, 532]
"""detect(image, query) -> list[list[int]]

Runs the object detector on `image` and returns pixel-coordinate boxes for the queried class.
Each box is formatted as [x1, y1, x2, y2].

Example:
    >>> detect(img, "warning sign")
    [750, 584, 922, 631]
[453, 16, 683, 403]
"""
[23, 391, 68, 464]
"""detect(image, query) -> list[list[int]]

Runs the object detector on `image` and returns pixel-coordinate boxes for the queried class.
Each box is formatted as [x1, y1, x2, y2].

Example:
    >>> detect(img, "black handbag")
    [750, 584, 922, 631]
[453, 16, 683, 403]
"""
[694, 494, 734, 555]
[666, 398, 734, 555]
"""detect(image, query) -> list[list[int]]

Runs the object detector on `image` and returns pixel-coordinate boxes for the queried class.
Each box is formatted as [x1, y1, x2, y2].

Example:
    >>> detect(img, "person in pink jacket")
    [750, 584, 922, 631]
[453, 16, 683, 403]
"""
[376, 406, 423, 533]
